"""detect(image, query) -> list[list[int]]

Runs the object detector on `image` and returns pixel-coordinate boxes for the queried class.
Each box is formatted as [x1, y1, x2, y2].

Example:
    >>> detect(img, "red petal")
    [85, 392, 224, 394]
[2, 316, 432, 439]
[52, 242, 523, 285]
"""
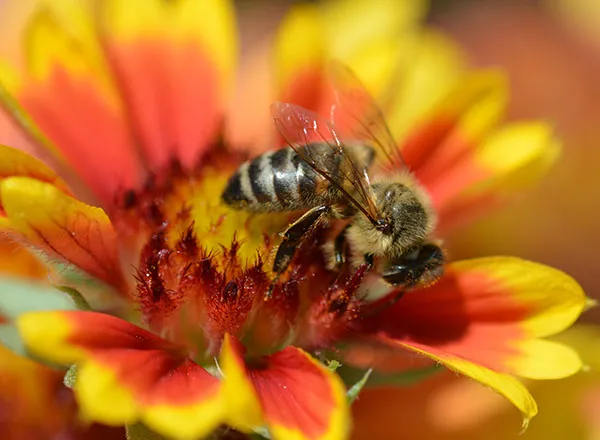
[103, 40, 221, 169]
[90, 349, 218, 406]
[359, 257, 585, 373]
[18, 311, 178, 362]
[75, 348, 224, 439]
[18, 311, 225, 439]
[20, 74, 143, 206]
[248, 347, 350, 440]
[280, 67, 327, 115]
[17, 8, 144, 205]
[98, 0, 236, 170]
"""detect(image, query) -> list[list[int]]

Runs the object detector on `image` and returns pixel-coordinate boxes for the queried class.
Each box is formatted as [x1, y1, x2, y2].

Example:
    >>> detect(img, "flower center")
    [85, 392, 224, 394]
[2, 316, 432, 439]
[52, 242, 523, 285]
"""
[112, 148, 367, 363]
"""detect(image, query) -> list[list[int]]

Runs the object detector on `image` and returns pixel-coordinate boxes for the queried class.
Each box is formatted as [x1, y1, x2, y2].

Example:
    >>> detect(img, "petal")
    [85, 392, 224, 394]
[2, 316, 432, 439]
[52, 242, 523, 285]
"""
[220, 335, 350, 440]
[385, 31, 466, 141]
[352, 326, 600, 440]
[402, 71, 507, 179]
[78, 353, 223, 440]
[553, 324, 600, 370]
[456, 257, 586, 337]
[396, 71, 560, 230]
[388, 342, 538, 424]
[219, 334, 264, 431]
[275, 0, 425, 112]
[359, 257, 586, 407]
[0, 177, 126, 290]
[0, 144, 70, 193]
[12, 6, 144, 205]
[275, 3, 325, 110]
[100, 0, 236, 168]
[506, 339, 581, 380]
[225, 34, 274, 152]
[0, 65, 64, 162]
[436, 122, 560, 232]
[17, 311, 176, 364]
[18, 311, 225, 439]
[250, 347, 350, 440]
[0, 237, 46, 279]
[321, 0, 425, 57]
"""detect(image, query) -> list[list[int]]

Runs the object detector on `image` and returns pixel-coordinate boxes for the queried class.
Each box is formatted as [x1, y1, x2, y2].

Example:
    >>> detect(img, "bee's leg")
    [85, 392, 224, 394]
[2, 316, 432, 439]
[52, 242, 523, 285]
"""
[364, 253, 374, 269]
[333, 224, 351, 269]
[267, 205, 329, 298]
[273, 205, 329, 273]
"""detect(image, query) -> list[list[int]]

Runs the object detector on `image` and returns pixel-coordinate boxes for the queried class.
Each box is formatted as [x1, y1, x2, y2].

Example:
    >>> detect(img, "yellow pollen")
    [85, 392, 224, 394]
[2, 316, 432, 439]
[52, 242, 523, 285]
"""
[163, 166, 290, 266]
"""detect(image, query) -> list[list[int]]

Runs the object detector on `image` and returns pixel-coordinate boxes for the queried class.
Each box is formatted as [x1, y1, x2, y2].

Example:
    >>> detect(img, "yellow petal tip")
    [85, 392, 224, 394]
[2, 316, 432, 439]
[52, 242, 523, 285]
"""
[585, 298, 598, 311]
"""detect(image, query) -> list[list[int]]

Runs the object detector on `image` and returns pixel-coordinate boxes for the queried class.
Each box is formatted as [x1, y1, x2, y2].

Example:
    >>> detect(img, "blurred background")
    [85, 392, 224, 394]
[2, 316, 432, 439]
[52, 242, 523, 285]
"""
[1, 0, 600, 439]
[430, 0, 600, 324]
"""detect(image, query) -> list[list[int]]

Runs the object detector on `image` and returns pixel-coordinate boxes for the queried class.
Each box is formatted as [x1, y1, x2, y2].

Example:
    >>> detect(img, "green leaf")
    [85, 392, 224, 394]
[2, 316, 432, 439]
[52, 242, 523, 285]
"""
[0, 277, 78, 319]
[347, 368, 372, 403]
[0, 324, 27, 356]
[326, 359, 342, 372]
[251, 426, 272, 439]
[64, 364, 78, 389]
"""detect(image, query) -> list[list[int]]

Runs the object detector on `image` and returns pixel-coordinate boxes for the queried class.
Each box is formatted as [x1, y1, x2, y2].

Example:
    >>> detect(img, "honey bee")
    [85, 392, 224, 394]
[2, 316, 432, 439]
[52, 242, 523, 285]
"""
[222, 64, 444, 291]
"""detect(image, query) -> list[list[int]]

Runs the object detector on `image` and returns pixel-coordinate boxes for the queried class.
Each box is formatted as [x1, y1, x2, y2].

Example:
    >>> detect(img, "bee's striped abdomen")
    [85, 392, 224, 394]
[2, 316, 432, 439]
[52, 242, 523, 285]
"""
[222, 148, 318, 212]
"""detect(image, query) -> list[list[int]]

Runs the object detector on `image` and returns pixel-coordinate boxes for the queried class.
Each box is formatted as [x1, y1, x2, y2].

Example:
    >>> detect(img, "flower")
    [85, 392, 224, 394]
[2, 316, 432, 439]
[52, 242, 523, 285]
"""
[0, 0, 588, 439]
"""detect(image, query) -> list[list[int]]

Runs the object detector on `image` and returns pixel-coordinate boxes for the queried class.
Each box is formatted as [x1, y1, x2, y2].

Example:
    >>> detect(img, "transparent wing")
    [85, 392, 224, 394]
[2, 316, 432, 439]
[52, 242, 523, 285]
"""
[327, 61, 407, 174]
[270, 101, 381, 225]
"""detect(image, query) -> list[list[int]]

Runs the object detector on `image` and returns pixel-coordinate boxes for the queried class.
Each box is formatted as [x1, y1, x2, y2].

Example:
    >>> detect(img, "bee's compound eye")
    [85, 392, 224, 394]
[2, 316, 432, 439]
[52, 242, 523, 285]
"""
[419, 244, 444, 262]
[381, 244, 445, 288]
[382, 263, 412, 286]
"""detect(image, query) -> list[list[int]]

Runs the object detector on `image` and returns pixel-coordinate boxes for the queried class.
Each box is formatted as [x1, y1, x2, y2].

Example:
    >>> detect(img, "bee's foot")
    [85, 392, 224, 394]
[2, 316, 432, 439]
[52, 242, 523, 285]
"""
[264, 276, 280, 301]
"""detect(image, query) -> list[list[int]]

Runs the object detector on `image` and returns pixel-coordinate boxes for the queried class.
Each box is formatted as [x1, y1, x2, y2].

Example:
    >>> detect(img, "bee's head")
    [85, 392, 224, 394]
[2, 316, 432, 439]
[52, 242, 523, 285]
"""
[348, 181, 435, 257]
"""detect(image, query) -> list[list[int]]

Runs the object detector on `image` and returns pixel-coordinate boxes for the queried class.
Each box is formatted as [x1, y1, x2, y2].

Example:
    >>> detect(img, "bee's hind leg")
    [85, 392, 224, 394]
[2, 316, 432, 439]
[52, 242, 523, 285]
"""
[266, 205, 329, 299]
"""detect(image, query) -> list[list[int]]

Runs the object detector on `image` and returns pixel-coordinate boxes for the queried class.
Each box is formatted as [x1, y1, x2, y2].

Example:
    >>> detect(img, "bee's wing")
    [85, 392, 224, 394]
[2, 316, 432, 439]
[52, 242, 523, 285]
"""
[327, 61, 407, 174]
[271, 102, 381, 225]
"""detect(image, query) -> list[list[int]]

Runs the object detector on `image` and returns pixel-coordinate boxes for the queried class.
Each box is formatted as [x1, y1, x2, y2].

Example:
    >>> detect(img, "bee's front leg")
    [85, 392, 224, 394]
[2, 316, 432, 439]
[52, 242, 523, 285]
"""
[267, 205, 329, 298]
